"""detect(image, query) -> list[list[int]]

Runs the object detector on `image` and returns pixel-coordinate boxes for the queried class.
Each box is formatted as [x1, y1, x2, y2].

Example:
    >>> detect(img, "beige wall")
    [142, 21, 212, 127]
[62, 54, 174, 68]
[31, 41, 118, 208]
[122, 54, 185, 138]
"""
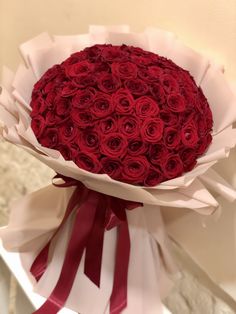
[0, 0, 236, 79]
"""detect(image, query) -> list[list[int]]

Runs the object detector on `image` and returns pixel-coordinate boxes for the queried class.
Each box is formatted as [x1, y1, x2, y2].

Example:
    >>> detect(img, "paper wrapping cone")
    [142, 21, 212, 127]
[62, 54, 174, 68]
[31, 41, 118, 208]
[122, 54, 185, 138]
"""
[1, 184, 175, 313]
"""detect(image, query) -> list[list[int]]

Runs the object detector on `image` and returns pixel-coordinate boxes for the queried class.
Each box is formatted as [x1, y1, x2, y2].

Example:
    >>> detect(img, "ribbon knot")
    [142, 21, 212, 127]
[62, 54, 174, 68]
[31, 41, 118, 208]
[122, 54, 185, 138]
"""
[30, 174, 141, 314]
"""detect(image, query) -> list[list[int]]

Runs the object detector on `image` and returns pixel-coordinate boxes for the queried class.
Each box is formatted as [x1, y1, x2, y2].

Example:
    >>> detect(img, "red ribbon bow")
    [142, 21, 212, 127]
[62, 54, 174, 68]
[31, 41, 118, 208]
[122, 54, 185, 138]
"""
[30, 174, 142, 314]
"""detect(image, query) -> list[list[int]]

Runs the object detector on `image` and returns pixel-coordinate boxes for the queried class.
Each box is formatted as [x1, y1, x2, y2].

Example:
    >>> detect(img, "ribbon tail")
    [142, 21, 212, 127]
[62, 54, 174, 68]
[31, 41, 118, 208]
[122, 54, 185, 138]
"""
[110, 215, 130, 314]
[30, 186, 83, 281]
[84, 202, 106, 287]
[33, 191, 99, 314]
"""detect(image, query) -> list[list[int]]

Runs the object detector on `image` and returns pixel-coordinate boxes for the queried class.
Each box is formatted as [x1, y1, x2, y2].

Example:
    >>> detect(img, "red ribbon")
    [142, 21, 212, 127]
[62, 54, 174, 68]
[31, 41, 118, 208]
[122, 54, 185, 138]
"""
[31, 175, 141, 314]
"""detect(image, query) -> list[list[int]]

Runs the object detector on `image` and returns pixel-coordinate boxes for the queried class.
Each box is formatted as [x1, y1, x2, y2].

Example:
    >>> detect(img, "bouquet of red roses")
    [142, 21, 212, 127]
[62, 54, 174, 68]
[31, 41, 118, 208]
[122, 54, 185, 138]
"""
[1, 25, 236, 314]
[31, 44, 213, 186]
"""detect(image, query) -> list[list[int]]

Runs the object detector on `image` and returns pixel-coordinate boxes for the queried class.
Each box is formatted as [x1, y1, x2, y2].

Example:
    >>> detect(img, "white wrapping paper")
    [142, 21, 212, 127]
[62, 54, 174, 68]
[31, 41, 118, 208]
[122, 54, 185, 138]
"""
[0, 25, 236, 313]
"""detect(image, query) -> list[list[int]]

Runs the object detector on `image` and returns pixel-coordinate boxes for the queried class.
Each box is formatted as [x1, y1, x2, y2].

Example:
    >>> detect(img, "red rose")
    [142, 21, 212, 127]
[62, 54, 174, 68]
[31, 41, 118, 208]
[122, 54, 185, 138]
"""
[97, 73, 121, 93]
[180, 148, 197, 172]
[101, 157, 122, 179]
[204, 106, 213, 132]
[180, 71, 197, 93]
[196, 134, 212, 156]
[44, 81, 57, 94]
[135, 96, 159, 118]
[127, 138, 148, 156]
[124, 46, 148, 56]
[138, 66, 163, 82]
[72, 88, 95, 109]
[137, 68, 154, 82]
[161, 74, 179, 93]
[160, 110, 179, 127]
[45, 91, 57, 110]
[61, 82, 78, 97]
[101, 133, 128, 158]
[111, 62, 138, 80]
[130, 55, 152, 66]
[167, 93, 186, 112]
[118, 116, 139, 138]
[141, 118, 164, 143]
[180, 87, 196, 108]
[149, 143, 168, 165]
[163, 127, 180, 149]
[71, 108, 94, 128]
[196, 89, 211, 114]
[197, 115, 209, 137]
[73, 74, 97, 88]
[78, 130, 99, 153]
[98, 116, 118, 134]
[101, 46, 128, 62]
[58, 121, 78, 144]
[181, 122, 199, 147]
[163, 154, 184, 179]
[148, 66, 163, 79]
[58, 143, 79, 160]
[39, 128, 59, 148]
[31, 115, 46, 138]
[66, 61, 94, 78]
[122, 156, 150, 184]
[125, 79, 148, 96]
[112, 88, 135, 114]
[84, 45, 102, 61]
[75, 152, 101, 173]
[55, 97, 70, 116]
[150, 83, 166, 104]
[91, 92, 114, 118]
[45, 111, 63, 126]
[30, 96, 47, 116]
[63, 51, 87, 65]
[144, 166, 164, 186]
[94, 62, 110, 73]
